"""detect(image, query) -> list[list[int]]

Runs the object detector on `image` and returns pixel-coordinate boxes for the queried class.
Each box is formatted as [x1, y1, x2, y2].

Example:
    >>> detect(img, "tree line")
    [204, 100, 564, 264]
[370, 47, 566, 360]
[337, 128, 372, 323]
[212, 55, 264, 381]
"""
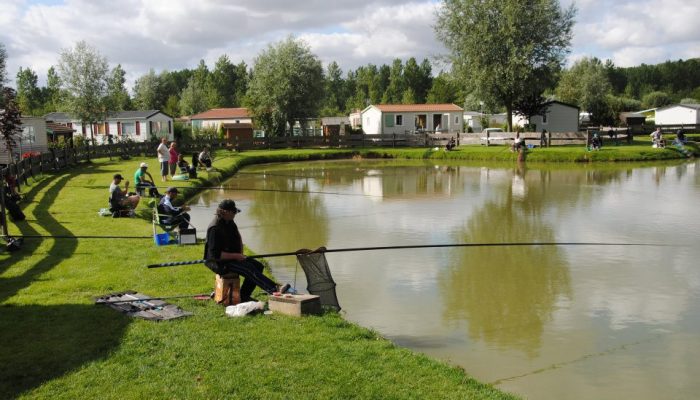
[4, 0, 700, 136]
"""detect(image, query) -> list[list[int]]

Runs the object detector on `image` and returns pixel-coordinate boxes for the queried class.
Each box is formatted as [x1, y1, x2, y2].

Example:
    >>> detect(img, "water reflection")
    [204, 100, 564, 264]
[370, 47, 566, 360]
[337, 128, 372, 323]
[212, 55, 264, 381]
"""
[443, 165, 571, 356]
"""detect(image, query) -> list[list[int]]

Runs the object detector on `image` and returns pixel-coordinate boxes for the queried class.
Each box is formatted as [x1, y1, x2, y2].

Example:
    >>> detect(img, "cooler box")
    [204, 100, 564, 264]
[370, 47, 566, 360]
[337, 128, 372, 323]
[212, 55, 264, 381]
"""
[268, 294, 321, 316]
[179, 228, 197, 245]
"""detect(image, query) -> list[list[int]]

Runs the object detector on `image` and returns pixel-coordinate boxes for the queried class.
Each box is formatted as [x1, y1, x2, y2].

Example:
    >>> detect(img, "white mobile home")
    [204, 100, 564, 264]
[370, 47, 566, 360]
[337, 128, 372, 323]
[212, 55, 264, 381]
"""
[655, 104, 700, 125]
[45, 111, 173, 143]
[0, 116, 48, 164]
[361, 104, 464, 135]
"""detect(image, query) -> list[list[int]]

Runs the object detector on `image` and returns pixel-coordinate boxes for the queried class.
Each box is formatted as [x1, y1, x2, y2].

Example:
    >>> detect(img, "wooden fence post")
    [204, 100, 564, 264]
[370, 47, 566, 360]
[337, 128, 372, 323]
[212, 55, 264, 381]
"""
[486, 131, 490, 147]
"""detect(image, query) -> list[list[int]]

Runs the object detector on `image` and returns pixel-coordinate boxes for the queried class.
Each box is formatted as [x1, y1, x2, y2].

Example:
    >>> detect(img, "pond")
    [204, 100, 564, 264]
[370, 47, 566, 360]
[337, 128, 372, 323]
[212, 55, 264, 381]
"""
[188, 159, 700, 400]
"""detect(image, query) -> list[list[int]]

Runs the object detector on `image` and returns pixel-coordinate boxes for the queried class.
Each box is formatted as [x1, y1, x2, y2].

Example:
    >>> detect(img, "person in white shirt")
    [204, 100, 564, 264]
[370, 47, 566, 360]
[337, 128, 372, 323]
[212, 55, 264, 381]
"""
[156, 137, 170, 181]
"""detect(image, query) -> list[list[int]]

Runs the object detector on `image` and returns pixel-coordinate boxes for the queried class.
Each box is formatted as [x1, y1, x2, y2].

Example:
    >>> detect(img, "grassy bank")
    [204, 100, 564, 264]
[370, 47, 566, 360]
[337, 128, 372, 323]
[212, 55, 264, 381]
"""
[1, 152, 517, 400]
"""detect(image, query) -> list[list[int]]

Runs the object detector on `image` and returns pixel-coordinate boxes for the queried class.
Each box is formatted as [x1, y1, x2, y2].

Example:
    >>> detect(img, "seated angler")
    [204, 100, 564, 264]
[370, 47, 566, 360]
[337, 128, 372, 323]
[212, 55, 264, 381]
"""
[110, 174, 140, 211]
[134, 163, 161, 198]
[198, 146, 213, 169]
[177, 154, 197, 178]
[157, 187, 191, 230]
[204, 199, 290, 302]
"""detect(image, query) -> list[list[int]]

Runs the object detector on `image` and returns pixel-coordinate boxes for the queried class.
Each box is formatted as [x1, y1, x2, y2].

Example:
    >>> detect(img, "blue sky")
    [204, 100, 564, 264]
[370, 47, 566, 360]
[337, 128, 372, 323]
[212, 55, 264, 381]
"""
[1, 0, 698, 88]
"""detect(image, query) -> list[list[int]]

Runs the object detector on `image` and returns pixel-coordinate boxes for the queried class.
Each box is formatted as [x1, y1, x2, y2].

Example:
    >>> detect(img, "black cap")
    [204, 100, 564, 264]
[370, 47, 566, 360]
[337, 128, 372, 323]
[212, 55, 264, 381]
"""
[114, 173, 123, 180]
[218, 199, 241, 213]
[166, 187, 179, 193]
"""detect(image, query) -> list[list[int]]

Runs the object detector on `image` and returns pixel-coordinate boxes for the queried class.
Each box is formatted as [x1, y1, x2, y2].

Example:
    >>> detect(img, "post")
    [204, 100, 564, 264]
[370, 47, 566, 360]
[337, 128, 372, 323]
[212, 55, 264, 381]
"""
[486, 131, 490, 147]
[0, 173, 8, 237]
[546, 131, 551, 147]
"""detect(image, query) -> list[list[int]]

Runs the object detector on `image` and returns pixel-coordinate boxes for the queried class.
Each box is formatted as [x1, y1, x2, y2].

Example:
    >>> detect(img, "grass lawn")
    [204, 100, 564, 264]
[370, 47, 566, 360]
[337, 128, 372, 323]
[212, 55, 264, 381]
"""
[1, 151, 517, 400]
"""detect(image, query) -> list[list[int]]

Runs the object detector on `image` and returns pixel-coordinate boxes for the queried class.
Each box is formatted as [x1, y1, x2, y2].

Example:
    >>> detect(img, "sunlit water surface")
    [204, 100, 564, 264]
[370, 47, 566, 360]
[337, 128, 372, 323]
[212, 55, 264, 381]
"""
[189, 159, 700, 400]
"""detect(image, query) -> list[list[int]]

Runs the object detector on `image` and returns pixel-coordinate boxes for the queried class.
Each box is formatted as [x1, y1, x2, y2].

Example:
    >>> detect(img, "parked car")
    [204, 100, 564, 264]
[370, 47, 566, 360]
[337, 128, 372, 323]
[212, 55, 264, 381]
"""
[482, 128, 504, 134]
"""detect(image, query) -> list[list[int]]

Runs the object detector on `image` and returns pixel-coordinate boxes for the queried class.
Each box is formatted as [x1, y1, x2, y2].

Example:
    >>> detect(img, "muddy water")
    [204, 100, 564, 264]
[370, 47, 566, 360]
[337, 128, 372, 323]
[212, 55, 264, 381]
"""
[188, 159, 700, 400]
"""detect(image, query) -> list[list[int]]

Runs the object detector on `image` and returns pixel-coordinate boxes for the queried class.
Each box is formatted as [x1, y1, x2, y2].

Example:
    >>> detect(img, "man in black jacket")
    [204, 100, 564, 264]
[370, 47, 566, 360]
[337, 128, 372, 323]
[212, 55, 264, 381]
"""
[204, 199, 289, 302]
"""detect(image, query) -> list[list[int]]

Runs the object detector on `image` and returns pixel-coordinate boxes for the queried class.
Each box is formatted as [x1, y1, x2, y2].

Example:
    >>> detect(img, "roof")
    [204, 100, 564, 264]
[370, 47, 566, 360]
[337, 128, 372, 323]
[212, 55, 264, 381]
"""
[321, 117, 351, 125]
[656, 103, 700, 112]
[544, 100, 579, 110]
[46, 122, 75, 134]
[190, 108, 250, 120]
[369, 104, 464, 113]
[107, 110, 169, 120]
[45, 112, 71, 122]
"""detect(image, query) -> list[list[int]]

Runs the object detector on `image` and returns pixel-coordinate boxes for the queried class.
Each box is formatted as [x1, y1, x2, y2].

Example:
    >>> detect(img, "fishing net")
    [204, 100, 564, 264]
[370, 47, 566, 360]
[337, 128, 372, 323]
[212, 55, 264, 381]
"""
[295, 248, 341, 311]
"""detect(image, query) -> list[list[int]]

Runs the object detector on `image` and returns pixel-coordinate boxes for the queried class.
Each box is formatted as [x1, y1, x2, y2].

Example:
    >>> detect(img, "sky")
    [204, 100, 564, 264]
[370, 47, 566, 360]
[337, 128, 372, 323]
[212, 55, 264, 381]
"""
[1, 0, 699, 89]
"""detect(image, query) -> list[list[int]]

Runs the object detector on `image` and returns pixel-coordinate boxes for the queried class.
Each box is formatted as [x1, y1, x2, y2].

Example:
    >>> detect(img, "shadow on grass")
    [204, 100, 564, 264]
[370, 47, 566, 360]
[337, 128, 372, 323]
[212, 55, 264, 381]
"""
[0, 303, 130, 398]
[0, 174, 76, 302]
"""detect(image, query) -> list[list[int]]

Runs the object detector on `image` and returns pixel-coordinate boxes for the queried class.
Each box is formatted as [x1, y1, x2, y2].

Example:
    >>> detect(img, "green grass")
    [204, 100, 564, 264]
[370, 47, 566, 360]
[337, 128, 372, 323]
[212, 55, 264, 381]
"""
[1, 152, 517, 400]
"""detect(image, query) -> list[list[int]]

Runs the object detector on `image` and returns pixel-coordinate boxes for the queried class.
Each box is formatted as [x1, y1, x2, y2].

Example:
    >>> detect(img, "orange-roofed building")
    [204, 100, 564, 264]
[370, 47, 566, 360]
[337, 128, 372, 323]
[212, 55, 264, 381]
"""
[190, 108, 254, 142]
[360, 104, 463, 135]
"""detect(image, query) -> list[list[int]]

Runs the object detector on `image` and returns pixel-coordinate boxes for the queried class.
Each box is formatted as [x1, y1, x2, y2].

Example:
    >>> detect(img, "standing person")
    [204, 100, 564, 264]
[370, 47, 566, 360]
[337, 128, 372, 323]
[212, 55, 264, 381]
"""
[157, 187, 191, 230]
[156, 137, 170, 181]
[204, 199, 290, 302]
[134, 163, 161, 198]
[168, 142, 179, 177]
[540, 129, 547, 148]
[109, 174, 140, 209]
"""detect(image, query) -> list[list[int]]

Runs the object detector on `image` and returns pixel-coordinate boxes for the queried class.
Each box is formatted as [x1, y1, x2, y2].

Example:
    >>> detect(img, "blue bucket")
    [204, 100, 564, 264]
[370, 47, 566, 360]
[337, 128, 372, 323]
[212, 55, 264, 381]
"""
[154, 233, 171, 246]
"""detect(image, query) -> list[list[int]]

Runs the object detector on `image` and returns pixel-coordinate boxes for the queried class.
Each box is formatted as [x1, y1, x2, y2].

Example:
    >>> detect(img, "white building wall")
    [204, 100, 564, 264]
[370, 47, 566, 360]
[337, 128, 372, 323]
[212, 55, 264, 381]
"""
[361, 107, 463, 135]
[1, 117, 48, 164]
[513, 103, 579, 133]
[655, 106, 700, 125]
[361, 107, 383, 134]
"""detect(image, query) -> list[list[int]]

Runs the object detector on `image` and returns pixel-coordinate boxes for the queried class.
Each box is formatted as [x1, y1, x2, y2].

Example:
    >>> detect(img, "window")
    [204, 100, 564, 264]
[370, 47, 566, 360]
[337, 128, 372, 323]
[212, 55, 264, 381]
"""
[121, 122, 136, 135]
[136, 121, 141, 135]
[21, 126, 36, 144]
[455, 116, 459, 124]
[395, 115, 403, 126]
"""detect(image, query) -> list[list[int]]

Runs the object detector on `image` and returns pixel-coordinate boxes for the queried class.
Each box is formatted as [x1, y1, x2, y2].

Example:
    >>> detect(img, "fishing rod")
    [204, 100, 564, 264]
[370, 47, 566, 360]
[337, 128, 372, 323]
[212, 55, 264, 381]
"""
[96, 293, 210, 304]
[146, 242, 667, 269]
[61, 184, 381, 198]
[2, 234, 154, 239]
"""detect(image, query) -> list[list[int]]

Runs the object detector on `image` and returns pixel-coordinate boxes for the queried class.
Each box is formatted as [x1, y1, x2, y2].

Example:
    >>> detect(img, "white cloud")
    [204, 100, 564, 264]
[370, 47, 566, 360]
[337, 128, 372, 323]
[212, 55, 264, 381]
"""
[1, 0, 698, 87]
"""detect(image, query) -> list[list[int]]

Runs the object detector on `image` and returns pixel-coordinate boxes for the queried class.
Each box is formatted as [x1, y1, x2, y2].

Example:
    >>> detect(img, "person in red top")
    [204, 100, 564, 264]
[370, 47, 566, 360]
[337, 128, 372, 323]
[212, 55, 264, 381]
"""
[168, 142, 179, 176]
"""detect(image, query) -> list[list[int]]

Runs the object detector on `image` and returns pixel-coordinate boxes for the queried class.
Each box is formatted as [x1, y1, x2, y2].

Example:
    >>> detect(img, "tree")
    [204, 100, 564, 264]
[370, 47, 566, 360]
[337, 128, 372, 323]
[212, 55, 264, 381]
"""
[382, 59, 405, 103]
[555, 57, 612, 125]
[0, 87, 22, 165]
[426, 72, 459, 104]
[41, 66, 63, 113]
[16, 67, 42, 116]
[642, 91, 672, 109]
[133, 69, 163, 110]
[178, 75, 208, 117]
[57, 41, 109, 142]
[106, 64, 131, 111]
[246, 37, 324, 136]
[436, 0, 576, 131]
[513, 93, 550, 127]
[210, 55, 248, 107]
[0, 42, 7, 87]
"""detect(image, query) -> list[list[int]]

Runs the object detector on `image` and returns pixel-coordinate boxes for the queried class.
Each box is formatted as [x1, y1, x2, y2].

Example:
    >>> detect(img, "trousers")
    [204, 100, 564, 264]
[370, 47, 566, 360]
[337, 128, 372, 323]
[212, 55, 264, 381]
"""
[214, 258, 277, 301]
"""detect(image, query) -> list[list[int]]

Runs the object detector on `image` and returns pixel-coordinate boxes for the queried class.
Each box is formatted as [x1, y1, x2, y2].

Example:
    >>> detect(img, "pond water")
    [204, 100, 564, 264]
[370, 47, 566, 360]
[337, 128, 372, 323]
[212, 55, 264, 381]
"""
[188, 159, 700, 400]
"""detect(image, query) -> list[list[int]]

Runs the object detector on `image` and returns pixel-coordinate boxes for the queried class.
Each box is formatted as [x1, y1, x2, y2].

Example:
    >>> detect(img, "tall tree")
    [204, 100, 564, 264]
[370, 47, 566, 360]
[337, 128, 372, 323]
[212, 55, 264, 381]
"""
[57, 41, 109, 141]
[178, 75, 208, 116]
[0, 42, 7, 87]
[0, 87, 22, 164]
[246, 36, 324, 136]
[106, 64, 131, 111]
[41, 66, 62, 113]
[382, 59, 405, 103]
[556, 57, 612, 125]
[426, 72, 459, 104]
[320, 61, 345, 116]
[132, 69, 162, 110]
[16, 67, 42, 116]
[436, 0, 576, 131]
[210, 55, 248, 107]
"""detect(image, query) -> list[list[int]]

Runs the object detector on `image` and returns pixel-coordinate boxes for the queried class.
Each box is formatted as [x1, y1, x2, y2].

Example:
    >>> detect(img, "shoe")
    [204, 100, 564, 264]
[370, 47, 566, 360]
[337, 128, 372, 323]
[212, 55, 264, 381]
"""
[279, 283, 291, 294]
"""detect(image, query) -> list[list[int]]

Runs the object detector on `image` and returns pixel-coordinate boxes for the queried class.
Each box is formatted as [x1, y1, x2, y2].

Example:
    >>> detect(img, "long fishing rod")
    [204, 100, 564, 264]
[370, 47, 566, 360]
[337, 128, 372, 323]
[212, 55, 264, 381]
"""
[2, 234, 154, 239]
[146, 241, 667, 269]
[96, 293, 210, 304]
[61, 184, 381, 198]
